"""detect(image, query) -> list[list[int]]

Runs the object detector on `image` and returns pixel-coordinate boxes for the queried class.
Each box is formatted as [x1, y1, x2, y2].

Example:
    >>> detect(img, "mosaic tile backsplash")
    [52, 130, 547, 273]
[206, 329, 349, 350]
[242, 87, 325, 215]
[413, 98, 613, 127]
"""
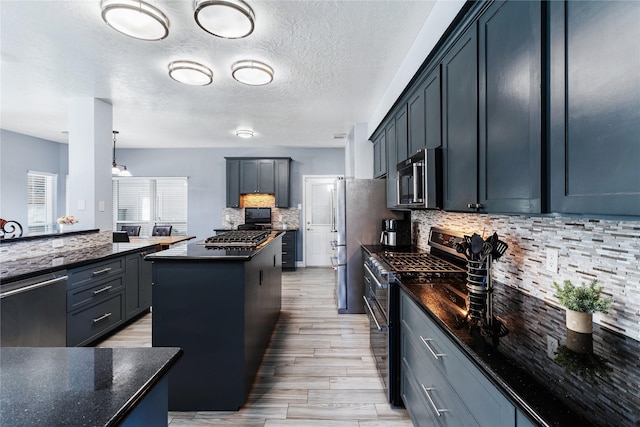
[0, 230, 112, 262]
[411, 210, 640, 341]
[222, 194, 300, 230]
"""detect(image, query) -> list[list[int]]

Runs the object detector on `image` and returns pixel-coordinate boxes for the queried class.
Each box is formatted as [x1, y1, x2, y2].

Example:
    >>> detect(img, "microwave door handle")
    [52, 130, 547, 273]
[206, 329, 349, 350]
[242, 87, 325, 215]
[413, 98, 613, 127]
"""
[396, 171, 401, 205]
[413, 163, 420, 203]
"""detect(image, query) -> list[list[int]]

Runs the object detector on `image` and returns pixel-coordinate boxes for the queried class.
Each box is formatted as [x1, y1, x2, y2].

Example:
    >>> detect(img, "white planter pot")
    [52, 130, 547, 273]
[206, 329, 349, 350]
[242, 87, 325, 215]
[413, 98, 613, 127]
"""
[565, 309, 593, 334]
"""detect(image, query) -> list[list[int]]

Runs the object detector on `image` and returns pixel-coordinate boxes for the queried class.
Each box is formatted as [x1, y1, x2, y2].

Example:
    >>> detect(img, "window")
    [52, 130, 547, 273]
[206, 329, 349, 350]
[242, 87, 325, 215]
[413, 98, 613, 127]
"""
[27, 171, 58, 234]
[113, 177, 188, 236]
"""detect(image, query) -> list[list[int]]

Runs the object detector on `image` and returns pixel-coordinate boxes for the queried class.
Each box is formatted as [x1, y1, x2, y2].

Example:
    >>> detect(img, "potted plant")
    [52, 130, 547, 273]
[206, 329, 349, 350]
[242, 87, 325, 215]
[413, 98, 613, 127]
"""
[553, 279, 612, 333]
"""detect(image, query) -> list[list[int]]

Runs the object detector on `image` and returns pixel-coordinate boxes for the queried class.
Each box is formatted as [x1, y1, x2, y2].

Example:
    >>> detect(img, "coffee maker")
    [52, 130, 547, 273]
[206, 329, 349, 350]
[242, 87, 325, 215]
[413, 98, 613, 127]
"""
[380, 219, 411, 248]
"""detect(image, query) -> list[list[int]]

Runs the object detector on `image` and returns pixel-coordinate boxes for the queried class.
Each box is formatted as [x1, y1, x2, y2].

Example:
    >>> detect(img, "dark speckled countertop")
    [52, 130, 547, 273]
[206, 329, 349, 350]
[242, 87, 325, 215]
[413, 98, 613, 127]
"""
[0, 347, 182, 426]
[363, 245, 640, 427]
[0, 242, 157, 285]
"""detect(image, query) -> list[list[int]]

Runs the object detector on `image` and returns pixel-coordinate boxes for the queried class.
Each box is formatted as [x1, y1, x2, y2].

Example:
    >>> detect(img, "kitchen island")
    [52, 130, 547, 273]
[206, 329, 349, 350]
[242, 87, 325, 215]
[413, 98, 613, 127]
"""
[0, 346, 182, 426]
[146, 231, 283, 410]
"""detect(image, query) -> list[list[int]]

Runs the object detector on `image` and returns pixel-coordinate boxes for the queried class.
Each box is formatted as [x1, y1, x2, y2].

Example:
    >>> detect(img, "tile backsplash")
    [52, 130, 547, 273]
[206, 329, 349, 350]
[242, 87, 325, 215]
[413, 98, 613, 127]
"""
[222, 194, 300, 230]
[411, 210, 640, 341]
[0, 230, 112, 261]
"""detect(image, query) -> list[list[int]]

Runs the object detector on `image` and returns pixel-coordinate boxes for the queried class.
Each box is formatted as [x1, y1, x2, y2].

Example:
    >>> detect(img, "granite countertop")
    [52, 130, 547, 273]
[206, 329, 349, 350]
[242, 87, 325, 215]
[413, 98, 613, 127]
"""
[363, 245, 639, 427]
[0, 346, 182, 426]
[0, 242, 157, 285]
[146, 230, 284, 261]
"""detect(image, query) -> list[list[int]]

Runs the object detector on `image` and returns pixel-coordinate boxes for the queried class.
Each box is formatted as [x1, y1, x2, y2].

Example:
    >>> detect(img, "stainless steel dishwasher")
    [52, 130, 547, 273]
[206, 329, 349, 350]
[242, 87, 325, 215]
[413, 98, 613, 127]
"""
[1, 270, 67, 346]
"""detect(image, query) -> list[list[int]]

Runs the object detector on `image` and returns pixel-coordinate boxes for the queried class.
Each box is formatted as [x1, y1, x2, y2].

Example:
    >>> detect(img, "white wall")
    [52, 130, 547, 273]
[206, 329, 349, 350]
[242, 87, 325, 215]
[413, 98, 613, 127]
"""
[0, 130, 68, 229]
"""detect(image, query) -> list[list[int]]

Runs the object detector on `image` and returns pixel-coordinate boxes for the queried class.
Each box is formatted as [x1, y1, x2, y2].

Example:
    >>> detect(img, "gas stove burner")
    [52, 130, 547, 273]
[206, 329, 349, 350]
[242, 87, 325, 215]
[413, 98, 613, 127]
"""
[379, 252, 465, 275]
[203, 230, 270, 249]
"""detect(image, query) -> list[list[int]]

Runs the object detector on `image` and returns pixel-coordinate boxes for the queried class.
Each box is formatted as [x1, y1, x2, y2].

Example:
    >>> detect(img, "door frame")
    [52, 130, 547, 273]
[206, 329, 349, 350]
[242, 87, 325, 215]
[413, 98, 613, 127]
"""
[301, 174, 342, 267]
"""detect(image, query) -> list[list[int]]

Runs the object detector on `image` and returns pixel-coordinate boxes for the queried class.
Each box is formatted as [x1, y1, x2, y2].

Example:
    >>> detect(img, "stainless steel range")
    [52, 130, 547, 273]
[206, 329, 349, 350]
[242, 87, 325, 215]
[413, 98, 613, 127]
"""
[363, 227, 470, 406]
[202, 230, 270, 249]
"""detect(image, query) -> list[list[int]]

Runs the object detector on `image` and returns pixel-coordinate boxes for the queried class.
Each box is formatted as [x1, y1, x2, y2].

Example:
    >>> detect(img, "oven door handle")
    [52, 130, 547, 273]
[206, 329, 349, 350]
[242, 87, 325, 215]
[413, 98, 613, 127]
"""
[363, 296, 388, 332]
[363, 264, 387, 290]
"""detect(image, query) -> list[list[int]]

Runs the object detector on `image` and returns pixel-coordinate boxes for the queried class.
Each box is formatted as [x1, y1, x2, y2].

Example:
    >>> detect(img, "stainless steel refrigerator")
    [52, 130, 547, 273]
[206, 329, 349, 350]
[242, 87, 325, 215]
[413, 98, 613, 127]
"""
[330, 178, 403, 314]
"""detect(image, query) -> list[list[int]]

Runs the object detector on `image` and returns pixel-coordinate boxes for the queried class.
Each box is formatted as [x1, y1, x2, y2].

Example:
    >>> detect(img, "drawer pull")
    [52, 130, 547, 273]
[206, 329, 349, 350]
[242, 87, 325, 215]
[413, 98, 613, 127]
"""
[92, 312, 112, 324]
[92, 285, 113, 295]
[421, 384, 448, 417]
[92, 267, 112, 276]
[420, 336, 446, 360]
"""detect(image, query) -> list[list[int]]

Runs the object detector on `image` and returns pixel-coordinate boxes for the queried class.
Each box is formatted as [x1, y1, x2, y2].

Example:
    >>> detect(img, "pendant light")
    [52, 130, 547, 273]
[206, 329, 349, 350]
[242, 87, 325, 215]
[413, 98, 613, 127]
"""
[194, 0, 255, 39]
[101, 0, 170, 41]
[112, 131, 132, 176]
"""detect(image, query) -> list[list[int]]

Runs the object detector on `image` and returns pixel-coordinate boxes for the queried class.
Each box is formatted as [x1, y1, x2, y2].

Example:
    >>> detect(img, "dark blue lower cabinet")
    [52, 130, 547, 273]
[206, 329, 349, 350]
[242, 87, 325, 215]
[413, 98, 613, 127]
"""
[400, 290, 517, 427]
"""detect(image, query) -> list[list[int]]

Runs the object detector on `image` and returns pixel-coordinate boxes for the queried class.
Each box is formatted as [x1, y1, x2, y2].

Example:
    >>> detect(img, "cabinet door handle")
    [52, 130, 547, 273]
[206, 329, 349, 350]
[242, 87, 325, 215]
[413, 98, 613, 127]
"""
[421, 384, 448, 417]
[92, 267, 112, 276]
[466, 203, 484, 209]
[92, 312, 112, 324]
[93, 285, 113, 295]
[420, 336, 446, 360]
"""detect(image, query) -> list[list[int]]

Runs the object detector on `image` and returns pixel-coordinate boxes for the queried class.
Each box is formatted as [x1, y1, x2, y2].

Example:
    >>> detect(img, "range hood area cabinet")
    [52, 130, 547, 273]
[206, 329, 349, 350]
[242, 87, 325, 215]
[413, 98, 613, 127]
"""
[225, 157, 291, 208]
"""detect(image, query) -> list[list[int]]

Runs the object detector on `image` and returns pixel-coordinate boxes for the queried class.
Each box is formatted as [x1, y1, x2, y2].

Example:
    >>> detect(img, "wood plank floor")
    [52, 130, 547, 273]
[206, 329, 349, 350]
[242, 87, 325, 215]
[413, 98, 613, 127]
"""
[97, 267, 413, 426]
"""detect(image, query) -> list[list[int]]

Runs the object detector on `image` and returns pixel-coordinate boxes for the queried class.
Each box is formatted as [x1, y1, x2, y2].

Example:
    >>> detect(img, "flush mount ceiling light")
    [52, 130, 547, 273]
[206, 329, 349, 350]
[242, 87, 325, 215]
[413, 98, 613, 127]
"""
[231, 60, 274, 86]
[168, 61, 214, 86]
[111, 131, 132, 176]
[235, 129, 254, 138]
[194, 0, 255, 39]
[101, 0, 170, 41]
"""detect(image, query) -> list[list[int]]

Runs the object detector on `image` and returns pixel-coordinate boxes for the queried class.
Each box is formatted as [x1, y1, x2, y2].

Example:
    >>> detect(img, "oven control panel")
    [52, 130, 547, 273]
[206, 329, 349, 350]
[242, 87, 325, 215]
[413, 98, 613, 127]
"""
[428, 228, 466, 257]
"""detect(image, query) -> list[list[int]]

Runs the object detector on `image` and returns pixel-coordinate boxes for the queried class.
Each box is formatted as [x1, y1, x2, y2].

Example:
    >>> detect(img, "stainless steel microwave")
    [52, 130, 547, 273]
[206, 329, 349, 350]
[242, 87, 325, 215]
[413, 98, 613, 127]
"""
[396, 148, 441, 209]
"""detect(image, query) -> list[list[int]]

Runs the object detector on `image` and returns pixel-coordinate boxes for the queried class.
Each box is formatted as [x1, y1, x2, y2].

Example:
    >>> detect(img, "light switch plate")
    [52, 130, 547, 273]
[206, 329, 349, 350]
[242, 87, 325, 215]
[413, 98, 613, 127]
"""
[52, 238, 64, 248]
[98, 201, 105, 212]
[546, 248, 559, 273]
[78, 199, 86, 210]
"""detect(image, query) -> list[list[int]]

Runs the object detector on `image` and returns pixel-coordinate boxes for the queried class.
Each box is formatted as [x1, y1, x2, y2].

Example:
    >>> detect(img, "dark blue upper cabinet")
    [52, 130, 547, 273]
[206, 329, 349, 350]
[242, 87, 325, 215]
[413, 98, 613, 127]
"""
[372, 130, 386, 179]
[395, 105, 409, 163]
[549, 0, 640, 216]
[442, 23, 478, 212]
[386, 119, 398, 208]
[478, 0, 542, 213]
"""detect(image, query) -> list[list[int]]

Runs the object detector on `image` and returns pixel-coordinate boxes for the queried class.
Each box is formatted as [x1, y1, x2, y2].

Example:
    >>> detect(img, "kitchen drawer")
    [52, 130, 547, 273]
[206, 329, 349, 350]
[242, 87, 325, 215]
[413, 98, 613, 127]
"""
[402, 327, 477, 427]
[400, 291, 515, 426]
[67, 292, 124, 347]
[67, 274, 124, 312]
[67, 257, 125, 290]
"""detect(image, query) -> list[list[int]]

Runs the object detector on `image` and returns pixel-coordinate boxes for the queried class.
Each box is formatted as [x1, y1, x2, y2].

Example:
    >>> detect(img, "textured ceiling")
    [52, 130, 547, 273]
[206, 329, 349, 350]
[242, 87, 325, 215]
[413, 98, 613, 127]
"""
[0, 1, 437, 148]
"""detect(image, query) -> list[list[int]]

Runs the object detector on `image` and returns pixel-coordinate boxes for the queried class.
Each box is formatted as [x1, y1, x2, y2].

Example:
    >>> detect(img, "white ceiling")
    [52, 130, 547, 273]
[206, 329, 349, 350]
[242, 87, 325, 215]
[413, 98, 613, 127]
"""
[0, 1, 439, 149]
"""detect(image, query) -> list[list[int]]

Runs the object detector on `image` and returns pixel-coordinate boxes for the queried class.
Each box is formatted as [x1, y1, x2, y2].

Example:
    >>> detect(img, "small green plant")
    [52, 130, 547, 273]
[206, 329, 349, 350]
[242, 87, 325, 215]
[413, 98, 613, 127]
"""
[553, 279, 612, 313]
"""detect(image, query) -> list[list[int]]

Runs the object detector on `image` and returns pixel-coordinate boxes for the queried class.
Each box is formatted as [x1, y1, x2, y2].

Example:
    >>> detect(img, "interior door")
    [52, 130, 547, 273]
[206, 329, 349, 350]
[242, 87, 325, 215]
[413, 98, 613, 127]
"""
[303, 176, 336, 266]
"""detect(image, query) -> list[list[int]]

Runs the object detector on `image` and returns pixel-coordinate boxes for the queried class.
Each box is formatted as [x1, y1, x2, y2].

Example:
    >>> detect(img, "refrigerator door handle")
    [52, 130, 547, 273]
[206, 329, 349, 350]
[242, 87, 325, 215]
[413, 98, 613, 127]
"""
[329, 187, 337, 232]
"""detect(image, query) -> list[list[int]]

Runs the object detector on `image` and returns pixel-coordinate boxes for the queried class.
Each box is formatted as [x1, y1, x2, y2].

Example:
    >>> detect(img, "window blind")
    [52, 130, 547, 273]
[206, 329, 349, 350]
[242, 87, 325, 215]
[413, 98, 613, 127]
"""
[113, 177, 188, 236]
[27, 171, 58, 234]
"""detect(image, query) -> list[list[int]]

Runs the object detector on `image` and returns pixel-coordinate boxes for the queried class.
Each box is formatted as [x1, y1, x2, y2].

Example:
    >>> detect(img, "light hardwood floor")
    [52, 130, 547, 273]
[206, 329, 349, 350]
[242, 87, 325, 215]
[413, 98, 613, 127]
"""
[97, 267, 413, 426]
